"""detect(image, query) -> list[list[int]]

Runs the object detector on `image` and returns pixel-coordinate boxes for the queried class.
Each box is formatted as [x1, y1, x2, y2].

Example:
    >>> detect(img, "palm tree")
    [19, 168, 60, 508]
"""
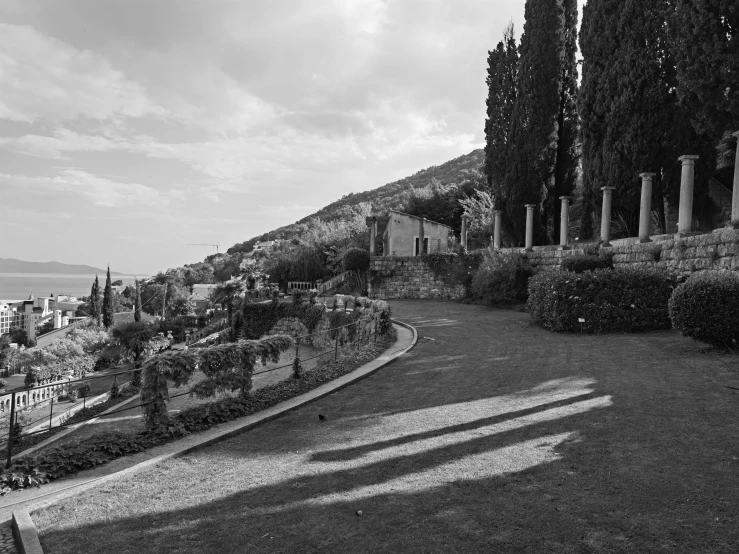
[111, 321, 156, 363]
[212, 280, 245, 324]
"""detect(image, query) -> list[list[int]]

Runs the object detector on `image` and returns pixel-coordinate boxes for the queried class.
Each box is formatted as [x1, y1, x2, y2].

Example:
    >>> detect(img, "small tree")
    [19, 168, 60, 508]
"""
[111, 321, 156, 362]
[134, 279, 142, 323]
[24, 370, 36, 388]
[343, 248, 371, 295]
[90, 275, 101, 324]
[103, 265, 114, 328]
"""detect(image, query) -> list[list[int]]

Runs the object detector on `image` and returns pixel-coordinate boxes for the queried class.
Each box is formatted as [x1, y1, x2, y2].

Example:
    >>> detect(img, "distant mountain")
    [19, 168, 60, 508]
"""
[228, 148, 485, 253]
[0, 258, 125, 275]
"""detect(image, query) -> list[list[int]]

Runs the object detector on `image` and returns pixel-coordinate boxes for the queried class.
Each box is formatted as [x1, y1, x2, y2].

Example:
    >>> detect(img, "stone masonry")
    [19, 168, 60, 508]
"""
[369, 256, 466, 300]
[504, 228, 739, 274]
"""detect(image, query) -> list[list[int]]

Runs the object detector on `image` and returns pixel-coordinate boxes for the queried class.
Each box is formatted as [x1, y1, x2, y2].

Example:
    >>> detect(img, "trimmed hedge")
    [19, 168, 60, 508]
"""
[528, 268, 681, 333]
[560, 253, 613, 273]
[668, 270, 739, 348]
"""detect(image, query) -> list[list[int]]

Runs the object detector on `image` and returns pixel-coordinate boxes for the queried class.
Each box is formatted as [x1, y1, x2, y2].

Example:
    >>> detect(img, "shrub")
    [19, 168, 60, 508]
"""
[561, 253, 613, 273]
[425, 252, 484, 296]
[77, 383, 91, 399]
[343, 248, 370, 272]
[24, 371, 35, 388]
[528, 267, 681, 333]
[471, 252, 533, 306]
[668, 270, 739, 349]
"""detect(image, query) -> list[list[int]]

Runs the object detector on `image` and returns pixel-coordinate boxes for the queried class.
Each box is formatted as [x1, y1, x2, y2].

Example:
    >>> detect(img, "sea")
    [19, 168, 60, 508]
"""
[0, 274, 148, 301]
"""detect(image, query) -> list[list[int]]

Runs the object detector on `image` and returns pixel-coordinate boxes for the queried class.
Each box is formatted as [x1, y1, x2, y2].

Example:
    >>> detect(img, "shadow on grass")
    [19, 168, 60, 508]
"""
[37, 387, 618, 553]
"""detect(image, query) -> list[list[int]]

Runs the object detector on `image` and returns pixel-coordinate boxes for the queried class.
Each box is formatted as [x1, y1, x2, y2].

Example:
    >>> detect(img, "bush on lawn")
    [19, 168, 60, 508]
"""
[471, 252, 533, 306]
[668, 270, 739, 349]
[528, 267, 681, 333]
[561, 253, 613, 273]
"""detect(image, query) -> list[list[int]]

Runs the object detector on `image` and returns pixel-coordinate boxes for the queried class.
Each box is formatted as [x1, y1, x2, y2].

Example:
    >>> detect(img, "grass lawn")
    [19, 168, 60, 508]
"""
[33, 301, 739, 553]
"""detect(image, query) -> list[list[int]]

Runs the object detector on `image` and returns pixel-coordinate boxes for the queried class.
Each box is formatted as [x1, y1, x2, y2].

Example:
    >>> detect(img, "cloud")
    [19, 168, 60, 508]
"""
[0, 128, 119, 159]
[0, 24, 167, 123]
[0, 169, 171, 208]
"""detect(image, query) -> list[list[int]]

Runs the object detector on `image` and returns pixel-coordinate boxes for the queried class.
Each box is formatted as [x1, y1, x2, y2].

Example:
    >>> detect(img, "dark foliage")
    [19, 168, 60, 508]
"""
[425, 252, 484, 296]
[102, 266, 114, 328]
[504, 0, 579, 245]
[669, 270, 739, 348]
[470, 254, 533, 306]
[484, 23, 518, 192]
[528, 267, 681, 333]
[560, 253, 614, 273]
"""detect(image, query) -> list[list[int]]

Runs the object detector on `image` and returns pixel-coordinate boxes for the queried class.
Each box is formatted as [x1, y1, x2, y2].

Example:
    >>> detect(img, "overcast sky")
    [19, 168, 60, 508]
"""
[0, 0, 583, 275]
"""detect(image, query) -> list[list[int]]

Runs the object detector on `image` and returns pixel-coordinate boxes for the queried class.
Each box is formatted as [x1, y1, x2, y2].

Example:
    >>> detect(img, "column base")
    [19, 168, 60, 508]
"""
[524, 247, 534, 253]
[726, 222, 739, 230]
[674, 231, 701, 239]
[558, 246, 571, 251]
[638, 237, 652, 244]
[601, 242, 611, 248]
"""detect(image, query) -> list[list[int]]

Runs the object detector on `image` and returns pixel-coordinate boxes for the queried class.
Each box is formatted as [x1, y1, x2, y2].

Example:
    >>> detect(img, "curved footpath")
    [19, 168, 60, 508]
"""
[28, 301, 739, 554]
[0, 322, 416, 525]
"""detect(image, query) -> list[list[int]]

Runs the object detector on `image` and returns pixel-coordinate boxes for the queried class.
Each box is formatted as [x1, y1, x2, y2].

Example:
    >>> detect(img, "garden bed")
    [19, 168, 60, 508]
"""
[0, 331, 397, 494]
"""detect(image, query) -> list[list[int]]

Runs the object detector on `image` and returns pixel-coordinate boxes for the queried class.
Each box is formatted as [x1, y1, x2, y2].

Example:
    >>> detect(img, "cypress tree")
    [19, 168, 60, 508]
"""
[504, 0, 579, 244]
[671, 0, 738, 138]
[90, 275, 100, 323]
[483, 22, 518, 194]
[579, 0, 716, 237]
[134, 279, 142, 323]
[103, 265, 113, 328]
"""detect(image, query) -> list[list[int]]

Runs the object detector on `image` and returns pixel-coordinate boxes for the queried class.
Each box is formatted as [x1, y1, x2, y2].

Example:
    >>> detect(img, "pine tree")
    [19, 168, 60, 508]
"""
[483, 23, 518, 194]
[102, 265, 113, 328]
[90, 275, 100, 323]
[503, 0, 579, 244]
[134, 279, 142, 323]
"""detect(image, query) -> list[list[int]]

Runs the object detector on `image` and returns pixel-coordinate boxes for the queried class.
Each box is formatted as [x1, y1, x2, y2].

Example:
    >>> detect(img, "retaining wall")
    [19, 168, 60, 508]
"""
[504, 228, 739, 273]
[369, 256, 466, 300]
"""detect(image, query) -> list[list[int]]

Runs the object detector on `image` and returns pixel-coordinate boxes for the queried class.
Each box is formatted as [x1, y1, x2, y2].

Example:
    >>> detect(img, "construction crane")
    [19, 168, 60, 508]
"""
[188, 243, 221, 253]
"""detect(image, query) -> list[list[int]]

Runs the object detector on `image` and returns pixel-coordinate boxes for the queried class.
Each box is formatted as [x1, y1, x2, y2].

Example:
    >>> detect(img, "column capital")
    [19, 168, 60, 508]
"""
[639, 172, 656, 180]
[494, 209, 502, 215]
[559, 196, 573, 201]
[732, 130, 739, 139]
[600, 186, 614, 192]
[525, 204, 536, 209]
[678, 155, 699, 164]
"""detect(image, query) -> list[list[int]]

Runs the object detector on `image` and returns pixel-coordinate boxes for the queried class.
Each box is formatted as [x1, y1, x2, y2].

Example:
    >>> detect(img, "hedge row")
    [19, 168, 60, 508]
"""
[528, 268, 682, 333]
[669, 270, 739, 348]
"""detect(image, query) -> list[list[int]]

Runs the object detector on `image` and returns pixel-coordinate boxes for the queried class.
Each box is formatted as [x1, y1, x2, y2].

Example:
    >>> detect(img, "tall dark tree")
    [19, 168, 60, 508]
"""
[671, 0, 738, 138]
[483, 22, 518, 194]
[134, 279, 142, 323]
[579, 0, 717, 238]
[102, 265, 113, 328]
[503, 0, 579, 244]
[90, 275, 101, 323]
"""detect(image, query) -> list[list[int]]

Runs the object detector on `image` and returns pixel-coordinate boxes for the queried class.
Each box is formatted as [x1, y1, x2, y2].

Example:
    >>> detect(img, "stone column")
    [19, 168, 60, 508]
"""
[731, 131, 739, 229]
[493, 210, 502, 250]
[461, 216, 468, 251]
[524, 204, 535, 251]
[638, 173, 655, 243]
[369, 217, 377, 255]
[677, 155, 699, 236]
[418, 217, 425, 255]
[559, 196, 572, 249]
[600, 186, 614, 246]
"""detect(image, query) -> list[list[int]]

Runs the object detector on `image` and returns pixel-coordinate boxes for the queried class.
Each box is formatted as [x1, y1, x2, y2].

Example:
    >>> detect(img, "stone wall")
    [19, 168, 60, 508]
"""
[502, 228, 739, 273]
[369, 256, 466, 300]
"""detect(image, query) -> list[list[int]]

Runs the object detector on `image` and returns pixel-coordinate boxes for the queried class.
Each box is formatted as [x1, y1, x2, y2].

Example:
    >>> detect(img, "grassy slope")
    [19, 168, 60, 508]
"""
[34, 301, 739, 553]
